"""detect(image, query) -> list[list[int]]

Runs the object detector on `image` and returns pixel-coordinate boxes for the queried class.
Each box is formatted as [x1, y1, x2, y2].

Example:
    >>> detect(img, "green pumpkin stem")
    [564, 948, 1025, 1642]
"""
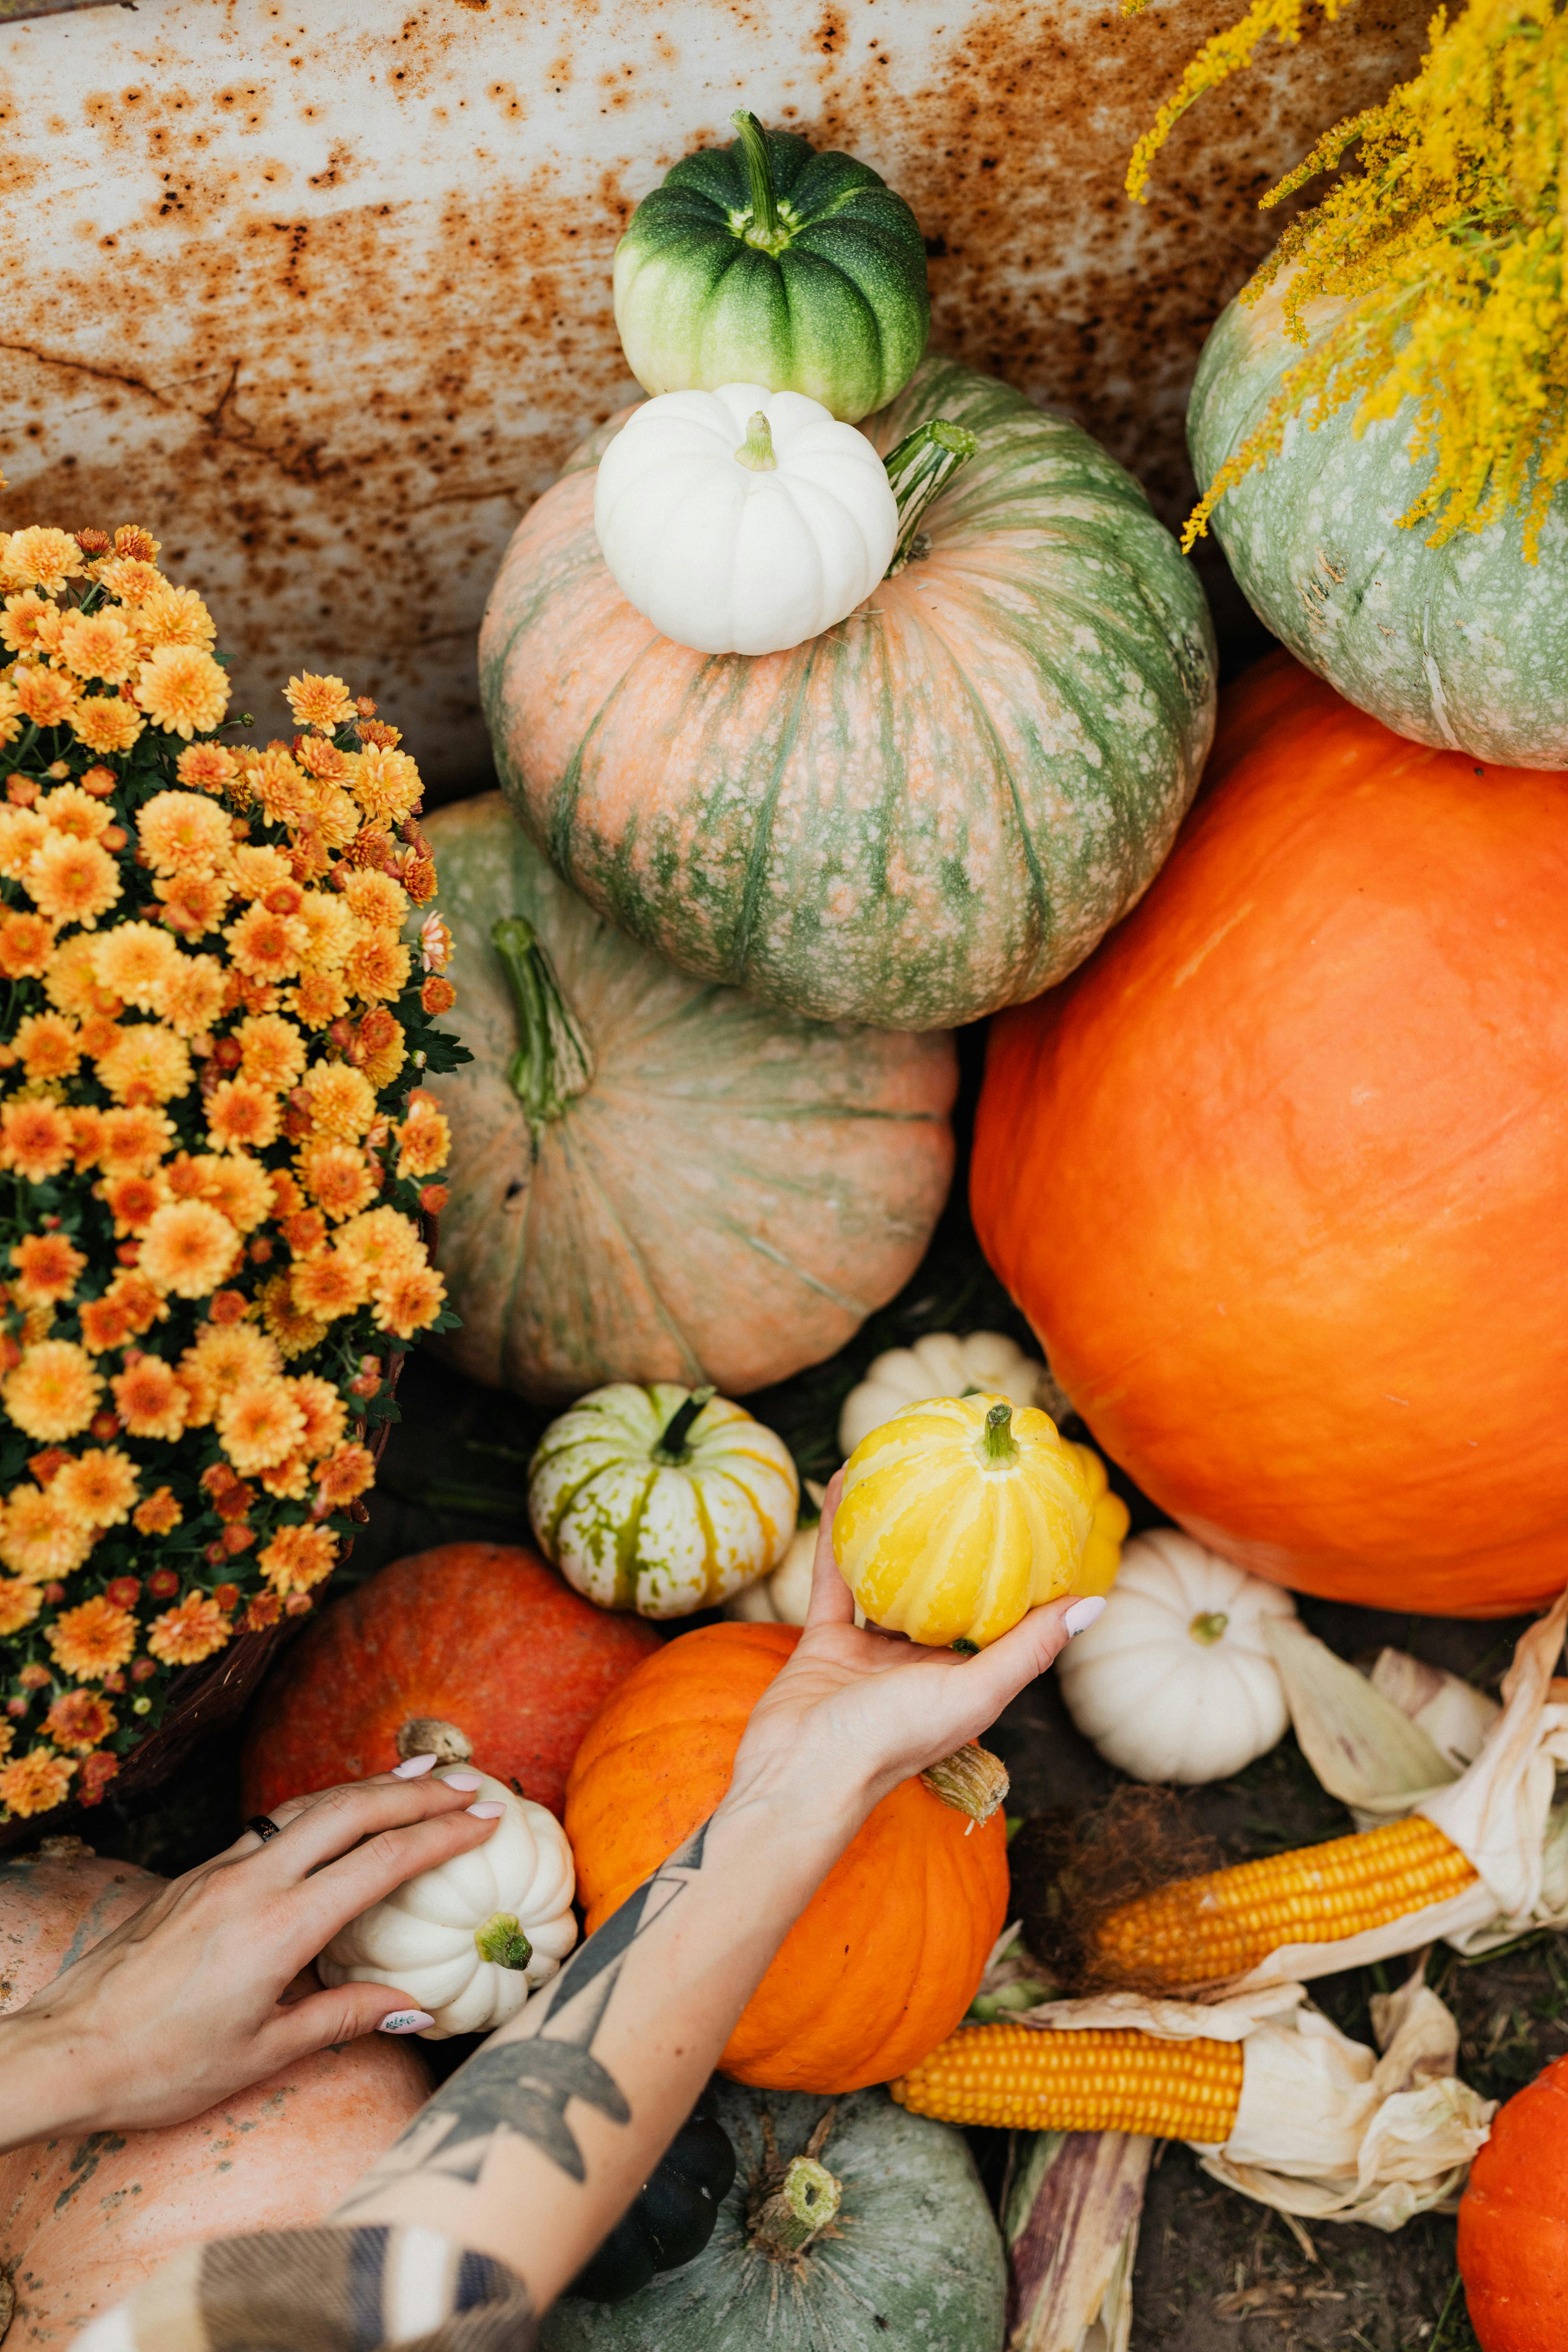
[751, 2154, 842, 2260]
[730, 109, 788, 253]
[491, 915, 595, 1128]
[653, 1384, 716, 1464]
[474, 1911, 533, 1971]
[734, 411, 778, 473]
[883, 418, 979, 575]
[982, 1400, 1020, 1465]
[1188, 1610, 1230, 1646]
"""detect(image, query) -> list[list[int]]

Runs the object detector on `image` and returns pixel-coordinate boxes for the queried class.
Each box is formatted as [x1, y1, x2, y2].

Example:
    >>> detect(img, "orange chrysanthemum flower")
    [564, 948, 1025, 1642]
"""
[98, 1105, 175, 1177]
[73, 696, 147, 756]
[199, 1154, 273, 1233]
[48, 1594, 136, 1681]
[285, 672, 355, 730]
[13, 665, 79, 732]
[38, 784, 113, 844]
[396, 1099, 451, 1180]
[258, 1519, 337, 1595]
[336, 1206, 423, 1282]
[315, 1441, 375, 1509]
[10, 1231, 86, 1306]
[289, 1250, 367, 1322]
[78, 1750, 121, 1807]
[7, 526, 85, 594]
[289, 1373, 346, 1461]
[349, 745, 423, 828]
[259, 1452, 311, 1502]
[134, 645, 230, 739]
[136, 789, 233, 876]
[132, 1485, 183, 1536]
[139, 1199, 238, 1298]
[205, 1077, 280, 1155]
[182, 1320, 281, 1399]
[0, 1576, 43, 1636]
[298, 1141, 377, 1223]
[3, 1339, 101, 1441]
[176, 743, 236, 793]
[102, 1171, 168, 1236]
[52, 1446, 139, 1529]
[227, 845, 294, 902]
[26, 832, 121, 929]
[0, 804, 48, 881]
[0, 909, 56, 980]
[373, 1261, 446, 1340]
[225, 901, 307, 984]
[235, 1012, 306, 1093]
[288, 969, 350, 1029]
[0, 589, 56, 656]
[1, 1478, 94, 1577]
[12, 1010, 82, 1083]
[78, 1293, 132, 1354]
[96, 1022, 193, 1106]
[257, 1273, 329, 1361]
[0, 1748, 76, 1819]
[91, 921, 183, 1011]
[358, 1028, 408, 1092]
[301, 1060, 377, 1141]
[158, 951, 227, 1035]
[45, 1689, 119, 1754]
[343, 930, 411, 1004]
[112, 1354, 189, 1441]
[217, 1377, 307, 1475]
[57, 607, 139, 684]
[154, 872, 231, 943]
[296, 735, 351, 783]
[147, 1590, 231, 1667]
[136, 584, 216, 652]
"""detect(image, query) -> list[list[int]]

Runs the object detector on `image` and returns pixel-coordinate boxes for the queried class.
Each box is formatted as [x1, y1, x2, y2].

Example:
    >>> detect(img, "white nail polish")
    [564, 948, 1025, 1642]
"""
[441, 1770, 482, 1791]
[1063, 1595, 1108, 1637]
[466, 1801, 506, 1818]
[378, 2011, 434, 2035]
[392, 1753, 438, 1779]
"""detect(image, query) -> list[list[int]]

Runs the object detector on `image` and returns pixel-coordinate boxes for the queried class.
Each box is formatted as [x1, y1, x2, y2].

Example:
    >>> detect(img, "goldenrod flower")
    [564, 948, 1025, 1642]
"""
[228, 844, 296, 901]
[139, 1198, 238, 1296]
[147, 1590, 231, 1666]
[27, 832, 121, 929]
[258, 1520, 337, 1595]
[48, 1594, 136, 1681]
[0, 1749, 77, 1819]
[336, 1206, 423, 1282]
[112, 1353, 189, 1441]
[0, 805, 48, 882]
[38, 785, 113, 846]
[97, 1022, 194, 1105]
[13, 1010, 82, 1082]
[295, 890, 357, 970]
[134, 645, 230, 738]
[182, 1320, 282, 1401]
[45, 1689, 118, 1754]
[0, 1097, 75, 1183]
[302, 1060, 377, 1141]
[73, 696, 146, 756]
[350, 744, 423, 828]
[0, 1576, 43, 1635]
[285, 672, 355, 730]
[341, 867, 409, 931]
[289, 970, 351, 1029]
[57, 607, 139, 684]
[344, 931, 411, 1004]
[52, 1446, 139, 1529]
[206, 1075, 280, 1153]
[10, 1231, 86, 1306]
[218, 1377, 307, 1474]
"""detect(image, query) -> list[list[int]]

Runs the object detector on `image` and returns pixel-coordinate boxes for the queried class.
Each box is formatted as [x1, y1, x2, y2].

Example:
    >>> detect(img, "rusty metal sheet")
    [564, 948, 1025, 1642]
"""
[0, 0, 1431, 796]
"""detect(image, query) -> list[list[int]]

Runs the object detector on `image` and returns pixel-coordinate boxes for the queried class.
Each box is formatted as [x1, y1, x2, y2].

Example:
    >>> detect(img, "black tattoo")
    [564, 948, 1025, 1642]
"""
[337, 1815, 713, 2208]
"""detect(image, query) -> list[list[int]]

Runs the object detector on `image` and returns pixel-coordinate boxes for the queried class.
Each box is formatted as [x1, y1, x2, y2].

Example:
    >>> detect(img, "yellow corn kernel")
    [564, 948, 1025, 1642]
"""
[891, 2022, 1244, 2141]
[1091, 1814, 1479, 1991]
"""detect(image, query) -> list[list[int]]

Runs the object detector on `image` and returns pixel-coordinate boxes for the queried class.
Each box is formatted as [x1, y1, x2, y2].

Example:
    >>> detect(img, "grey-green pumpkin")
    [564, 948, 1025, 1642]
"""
[1189, 271, 1568, 768]
[540, 2082, 1006, 2352]
[614, 112, 929, 424]
[478, 353, 1216, 1032]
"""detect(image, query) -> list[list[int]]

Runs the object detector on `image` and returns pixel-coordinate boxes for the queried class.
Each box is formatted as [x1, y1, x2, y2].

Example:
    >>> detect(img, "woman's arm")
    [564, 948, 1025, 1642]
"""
[332, 1488, 1103, 2312]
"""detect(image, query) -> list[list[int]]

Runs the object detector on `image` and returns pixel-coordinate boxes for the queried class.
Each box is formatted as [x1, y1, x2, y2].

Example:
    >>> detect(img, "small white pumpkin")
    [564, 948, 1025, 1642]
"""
[725, 1480, 834, 1626]
[592, 383, 898, 655]
[318, 1768, 577, 2039]
[528, 1381, 799, 1617]
[1055, 1529, 1297, 1784]
[838, 1329, 1067, 1456]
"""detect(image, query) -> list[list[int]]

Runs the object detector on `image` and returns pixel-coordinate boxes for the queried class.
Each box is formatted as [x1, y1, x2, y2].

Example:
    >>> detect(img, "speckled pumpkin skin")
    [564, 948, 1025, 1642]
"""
[479, 355, 1216, 1030]
[1190, 274, 1568, 768]
[0, 1851, 430, 2350]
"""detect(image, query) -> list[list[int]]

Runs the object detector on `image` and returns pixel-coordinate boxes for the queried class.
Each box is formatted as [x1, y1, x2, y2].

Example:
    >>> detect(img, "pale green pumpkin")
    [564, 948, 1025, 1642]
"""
[1189, 273, 1568, 768]
[415, 796, 955, 1402]
[478, 355, 1216, 1032]
[540, 2082, 1006, 2352]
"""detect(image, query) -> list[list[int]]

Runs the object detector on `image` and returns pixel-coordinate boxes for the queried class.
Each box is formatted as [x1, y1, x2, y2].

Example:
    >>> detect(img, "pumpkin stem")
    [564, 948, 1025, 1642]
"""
[1188, 1610, 1230, 1646]
[734, 411, 779, 473]
[653, 1384, 716, 1464]
[981, 1399, 1020, 1465]
[491, 916, 595, 1127]
[730, 109, 789, 253]
[396, 1717, 474, 1766]
[883, 418, 979, 575]
[751, 2154, 842, 2260]
[921, 1741, 1010, 1826]
[475, 1910, 533, 1971]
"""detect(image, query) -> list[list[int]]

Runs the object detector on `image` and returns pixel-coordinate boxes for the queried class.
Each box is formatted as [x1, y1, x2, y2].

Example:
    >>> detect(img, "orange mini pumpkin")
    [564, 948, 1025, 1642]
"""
[1458, 2054, 1568, 2352]
[564, 1621, 1008, 2093]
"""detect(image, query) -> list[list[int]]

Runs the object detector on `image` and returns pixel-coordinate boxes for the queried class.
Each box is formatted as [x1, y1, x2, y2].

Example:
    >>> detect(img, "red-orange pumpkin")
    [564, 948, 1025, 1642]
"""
[564, 1622, 1008, 2093]
[971, 654, 1568, 1618]
[0, 1847, 430, 2349]
[242, 1542, 662, 1822]
[1458, 2054, 1568, 2351]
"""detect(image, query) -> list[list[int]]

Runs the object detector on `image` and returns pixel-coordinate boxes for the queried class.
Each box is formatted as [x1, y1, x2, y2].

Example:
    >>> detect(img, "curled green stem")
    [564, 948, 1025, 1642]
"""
[731, 109, 787, 251]
[491, 915, 594, 1128]
[654, 1385, 716, 1464]
[883, 418, 979, 575]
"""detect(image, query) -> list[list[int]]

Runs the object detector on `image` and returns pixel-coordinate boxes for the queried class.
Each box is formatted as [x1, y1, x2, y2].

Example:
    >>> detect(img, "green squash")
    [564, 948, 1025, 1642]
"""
[416, 795, 955, 1402]
[540, 2082, 1005, 2352]
[478, 354, 1216, 1032]
[613, 112, 929, 426]
[1189, 272, 1568, 768]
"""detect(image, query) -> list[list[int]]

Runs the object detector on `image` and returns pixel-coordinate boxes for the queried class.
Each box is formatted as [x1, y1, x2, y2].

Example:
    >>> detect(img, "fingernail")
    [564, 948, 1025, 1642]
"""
[378, 2011, 434, 2035]
[392, 1753, 438, 1778]
[466, 1800, 505, 1818]
[440, 1771, 482, 1790]
[1064, 1596, 1108, 1637]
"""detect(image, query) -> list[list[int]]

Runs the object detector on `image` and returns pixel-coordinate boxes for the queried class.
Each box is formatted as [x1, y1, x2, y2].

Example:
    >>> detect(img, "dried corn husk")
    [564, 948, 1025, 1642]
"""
[1004, 2128, 1150, 2352]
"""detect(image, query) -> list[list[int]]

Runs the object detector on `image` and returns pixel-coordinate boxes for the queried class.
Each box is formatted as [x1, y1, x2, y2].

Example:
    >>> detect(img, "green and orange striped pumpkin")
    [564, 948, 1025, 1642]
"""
[478, 355, 1216, 1032]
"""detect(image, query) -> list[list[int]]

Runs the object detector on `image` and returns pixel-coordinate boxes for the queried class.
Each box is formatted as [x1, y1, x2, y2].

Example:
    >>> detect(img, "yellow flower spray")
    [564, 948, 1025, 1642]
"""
[1128, 0, 1568, 561]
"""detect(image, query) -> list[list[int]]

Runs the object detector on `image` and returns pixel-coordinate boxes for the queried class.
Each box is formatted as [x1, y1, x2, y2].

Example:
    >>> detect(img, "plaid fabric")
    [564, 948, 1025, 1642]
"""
[74, 2226, 536, 2352]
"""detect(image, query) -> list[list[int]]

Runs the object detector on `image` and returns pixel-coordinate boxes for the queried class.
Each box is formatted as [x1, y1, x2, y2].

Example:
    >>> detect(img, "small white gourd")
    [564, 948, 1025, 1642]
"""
[318, 1768, 577, 2038]
[593, 383, 898, 656]
[1055, 1530, 1297, 1784]
[726, 1480, 832, 1626]
[838, 1330, 1065, 1457]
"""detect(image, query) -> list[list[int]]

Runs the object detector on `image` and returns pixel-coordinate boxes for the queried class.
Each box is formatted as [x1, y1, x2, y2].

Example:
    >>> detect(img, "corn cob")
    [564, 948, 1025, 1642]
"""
[891, 2021, 1244, 2140]
[1090, 1814, 1479, 1991]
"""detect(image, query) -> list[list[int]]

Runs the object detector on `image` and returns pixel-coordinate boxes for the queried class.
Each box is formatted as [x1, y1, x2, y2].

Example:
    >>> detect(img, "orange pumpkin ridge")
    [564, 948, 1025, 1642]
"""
[971, 654, 1568, 1618]
[565, 1622, 1008, 2094]
[241, 1542, 662, 1821]
[1458, 2054, 1568, 2352]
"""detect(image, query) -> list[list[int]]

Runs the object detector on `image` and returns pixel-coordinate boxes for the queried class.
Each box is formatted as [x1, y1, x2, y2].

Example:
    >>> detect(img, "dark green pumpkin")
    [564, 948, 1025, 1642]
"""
[612, 111, 929, 423]
[566, 2095, 736, 2304]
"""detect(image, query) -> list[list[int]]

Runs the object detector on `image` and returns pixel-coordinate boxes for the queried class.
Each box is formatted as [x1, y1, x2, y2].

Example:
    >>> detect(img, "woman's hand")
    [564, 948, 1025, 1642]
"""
[0, 1760, 505, 2150]
[726, 1469, 1104, 1834]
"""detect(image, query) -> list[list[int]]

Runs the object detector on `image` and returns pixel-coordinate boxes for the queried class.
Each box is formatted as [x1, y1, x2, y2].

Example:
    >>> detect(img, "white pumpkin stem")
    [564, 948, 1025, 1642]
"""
[751, 2154, 842, 2259]
[883, 417, 979, 575]
[1188, 1611, 1230, 1646]
[396, 1717, 474, 1765]
[733, 411, 778, 472]
[491, 915, 595, 1126]
[730, 108, 788, 253]
[921, 1740, 1010, 1826]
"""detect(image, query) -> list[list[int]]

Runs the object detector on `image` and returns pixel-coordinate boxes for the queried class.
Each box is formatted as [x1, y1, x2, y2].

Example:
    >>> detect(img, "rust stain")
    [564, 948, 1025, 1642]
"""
[0, 0, 1431, 798]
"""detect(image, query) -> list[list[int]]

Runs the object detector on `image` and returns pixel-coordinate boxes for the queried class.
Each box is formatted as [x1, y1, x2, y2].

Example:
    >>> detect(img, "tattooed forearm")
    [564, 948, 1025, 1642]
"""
[336, 1817, 713, 2211]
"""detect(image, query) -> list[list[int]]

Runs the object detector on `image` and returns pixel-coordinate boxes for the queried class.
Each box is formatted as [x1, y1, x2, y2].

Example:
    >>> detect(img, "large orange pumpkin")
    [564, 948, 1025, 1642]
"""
[242, 1542, 662, 1822]
[564, 1622, 1008, 2092]
[971, 654, 1568, 1618]
[0, 1847, 430, 2350]
[1457, 2054, 1568, 2351]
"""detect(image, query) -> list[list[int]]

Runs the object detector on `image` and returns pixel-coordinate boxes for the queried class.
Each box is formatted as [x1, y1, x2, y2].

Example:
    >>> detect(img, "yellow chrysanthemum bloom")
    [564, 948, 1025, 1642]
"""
[285, 671, 356, 730]
[3, 1339, 102, 1443]
[4, 526, 84, 596]
[136, 789, 234, 875]
[96, 1022, 194, 1106]
[27, 832, 121, 928]
[72, 696, 146, 756]
[138, 1198, 239, 1297]
[56, 607, 139, 684]
[134, 645, 230, 739]
[91, 920, 183, 1012]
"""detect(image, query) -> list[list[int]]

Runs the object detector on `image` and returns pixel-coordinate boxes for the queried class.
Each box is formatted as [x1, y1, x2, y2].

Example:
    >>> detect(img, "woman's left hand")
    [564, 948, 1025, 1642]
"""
[0, 1761, 504, 2150]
